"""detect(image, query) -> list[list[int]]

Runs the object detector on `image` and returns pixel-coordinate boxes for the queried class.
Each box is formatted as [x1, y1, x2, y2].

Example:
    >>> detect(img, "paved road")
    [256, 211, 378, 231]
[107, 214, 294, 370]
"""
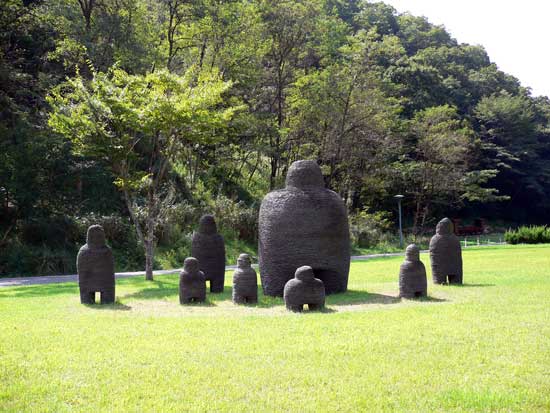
[0, 252, 406, 288]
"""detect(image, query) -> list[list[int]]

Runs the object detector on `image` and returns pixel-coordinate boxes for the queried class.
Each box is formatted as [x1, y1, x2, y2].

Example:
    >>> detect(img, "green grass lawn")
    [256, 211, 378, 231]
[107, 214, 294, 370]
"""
[1, 245, 549, 412]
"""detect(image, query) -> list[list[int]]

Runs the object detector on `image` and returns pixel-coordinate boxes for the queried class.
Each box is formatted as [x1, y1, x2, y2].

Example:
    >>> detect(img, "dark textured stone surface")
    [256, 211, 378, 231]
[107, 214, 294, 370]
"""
[179, 257, 206, 304]
[76, 225, 115, 304]
[283, 266, 326, 312]
[429, 217, 463, 284]
[191, 215, 226, 293]
[258, 160, 350, 296]
[399, 244, 427, 298]
[232, 254, 258, 304]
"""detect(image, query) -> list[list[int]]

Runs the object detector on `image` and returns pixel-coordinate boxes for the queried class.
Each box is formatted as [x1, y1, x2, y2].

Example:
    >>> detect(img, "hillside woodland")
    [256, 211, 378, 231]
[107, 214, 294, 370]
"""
[1, 0, 549, 276]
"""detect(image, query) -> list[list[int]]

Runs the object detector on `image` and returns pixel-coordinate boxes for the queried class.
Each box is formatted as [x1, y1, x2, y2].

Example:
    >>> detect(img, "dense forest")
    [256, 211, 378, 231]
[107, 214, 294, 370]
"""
[1, 0, 549, 276]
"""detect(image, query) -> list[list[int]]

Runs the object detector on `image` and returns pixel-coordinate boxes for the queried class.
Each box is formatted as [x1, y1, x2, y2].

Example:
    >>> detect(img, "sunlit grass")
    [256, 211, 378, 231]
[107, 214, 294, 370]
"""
[0, 244, 549, 412]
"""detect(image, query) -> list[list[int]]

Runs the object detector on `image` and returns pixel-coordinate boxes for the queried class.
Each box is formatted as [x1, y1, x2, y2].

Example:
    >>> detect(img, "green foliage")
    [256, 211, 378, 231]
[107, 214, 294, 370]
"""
[504, 226, 550, 244]
[47, 66, 239, 183]
[349, 209, 393, 248]
[3, 0, 550, 276]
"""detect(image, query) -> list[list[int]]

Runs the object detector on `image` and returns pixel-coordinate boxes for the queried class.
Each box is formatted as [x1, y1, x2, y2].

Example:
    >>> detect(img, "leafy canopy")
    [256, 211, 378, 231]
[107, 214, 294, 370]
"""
[47, 66, 241, 190]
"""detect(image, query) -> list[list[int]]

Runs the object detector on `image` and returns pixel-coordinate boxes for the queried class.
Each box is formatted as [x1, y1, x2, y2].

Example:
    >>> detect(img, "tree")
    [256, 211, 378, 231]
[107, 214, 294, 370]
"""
[48, 66, 241, 280]
[397, 105, 500, 234]
[288, 28, 404, 207]
[473, 91, 546, 219]
[259, 0, 323, 188]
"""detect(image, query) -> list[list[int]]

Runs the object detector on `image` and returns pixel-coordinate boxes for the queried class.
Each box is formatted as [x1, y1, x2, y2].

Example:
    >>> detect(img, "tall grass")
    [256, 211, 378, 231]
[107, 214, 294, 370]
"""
[504, 225, 550, 244]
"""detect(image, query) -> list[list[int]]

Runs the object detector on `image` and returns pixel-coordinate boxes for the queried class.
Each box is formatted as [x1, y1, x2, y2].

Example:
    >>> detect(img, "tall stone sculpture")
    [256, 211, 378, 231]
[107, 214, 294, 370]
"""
[283, 266, 326, 312]
[429, 217, 463, 284]
[399, 244, 427, 298]
[191, 215, 226, 293]
[179, 257, 206, 304]
[77, 225, 115, 304]
[258, 160, 350, 296]
[232, 253, 258, 304]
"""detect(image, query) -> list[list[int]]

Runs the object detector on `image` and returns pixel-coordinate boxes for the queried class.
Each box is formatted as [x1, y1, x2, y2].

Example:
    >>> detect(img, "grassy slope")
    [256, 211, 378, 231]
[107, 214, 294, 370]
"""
[0, 245, 549, 412]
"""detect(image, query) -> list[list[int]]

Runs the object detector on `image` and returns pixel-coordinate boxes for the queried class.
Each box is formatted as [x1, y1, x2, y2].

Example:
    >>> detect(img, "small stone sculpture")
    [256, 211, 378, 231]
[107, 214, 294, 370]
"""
[259, 160, 350, 297]
[283, 266, 325, 312]
[399, 244, 427, 298]
[179, 257, 206, 304]
[191, 215, 226, 293]
[232, 254, 258, 304]
[429, 217, 463, 284]
[77, 225, 115, 304]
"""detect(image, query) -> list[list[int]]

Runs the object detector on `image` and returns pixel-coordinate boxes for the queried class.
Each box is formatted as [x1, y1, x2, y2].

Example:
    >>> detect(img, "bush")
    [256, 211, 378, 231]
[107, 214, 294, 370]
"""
[504, 225, 550, 244]
[0, 241, 77, 276]
[349, 209, 394, 248]
[20, 217, 80, 248]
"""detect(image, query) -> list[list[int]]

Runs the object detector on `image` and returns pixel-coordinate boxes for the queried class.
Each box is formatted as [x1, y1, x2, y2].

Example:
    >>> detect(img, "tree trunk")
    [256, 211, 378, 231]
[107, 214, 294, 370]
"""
[77, 0, 94, 32]
[123, 189, 151, 280]
[144, 183, 157, 281]
[144, 238, 154, 281]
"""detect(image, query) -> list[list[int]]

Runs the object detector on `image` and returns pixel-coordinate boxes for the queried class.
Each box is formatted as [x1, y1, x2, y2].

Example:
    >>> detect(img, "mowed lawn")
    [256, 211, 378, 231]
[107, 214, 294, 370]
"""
[1, 245, 549, 412]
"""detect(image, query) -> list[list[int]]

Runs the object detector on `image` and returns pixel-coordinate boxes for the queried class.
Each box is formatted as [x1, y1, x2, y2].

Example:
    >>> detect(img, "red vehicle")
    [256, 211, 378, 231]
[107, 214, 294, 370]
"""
[452, 218, 486, 236]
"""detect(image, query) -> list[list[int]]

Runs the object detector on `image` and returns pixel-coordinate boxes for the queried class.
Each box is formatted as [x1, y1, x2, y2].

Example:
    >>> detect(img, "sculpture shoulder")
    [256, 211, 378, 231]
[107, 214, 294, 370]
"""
[429, 235, 441, 248]
[260, 189, 289, 208]
[324, 188, 345, 203]
[284, 278, 301, 291]
[260, 187, 345, 210]
[312, 277, 325, 288]
[430, 235, 461, 251]
[76, 245, 89, 267]
[181, 270, 205, 281]
[192, 232, 224, 244]
[77, 244, 112, 257]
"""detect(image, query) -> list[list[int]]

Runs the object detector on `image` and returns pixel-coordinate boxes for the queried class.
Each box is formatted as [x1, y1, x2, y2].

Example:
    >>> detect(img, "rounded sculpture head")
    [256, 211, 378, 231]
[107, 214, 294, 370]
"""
[86, 225, 106, 248]
[237, 253, 252, 269]
[184, 257, 199, 272]
[285, 160, 324, 189]
[436, 218, 454, 235]
[405, 244, 420, 261]
[198, 214, 217, 234]
[295, 265, 315, 281]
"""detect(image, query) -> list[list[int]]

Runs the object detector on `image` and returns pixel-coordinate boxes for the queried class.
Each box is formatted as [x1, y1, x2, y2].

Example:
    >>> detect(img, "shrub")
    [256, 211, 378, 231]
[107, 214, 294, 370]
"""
[204, 195, 259, 243]
[504, 225, 550, 244]
[20, 217, 79, 248]
[349, 209, 394, 248]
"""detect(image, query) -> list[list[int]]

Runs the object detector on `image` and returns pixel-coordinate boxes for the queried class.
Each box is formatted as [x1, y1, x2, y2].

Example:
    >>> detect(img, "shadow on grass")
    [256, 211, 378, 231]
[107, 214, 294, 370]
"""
[327, 289, 401, 306]
[443, 283, 495, 288]
[207, 287, 285, 308]
[328, 289, 447, 306]
[83, 301, 132, 311]
[401, 295, 447, 303]
[119, 283, 286, 308]
[120, 280, 223, 307]
[120, 280, 178, 300]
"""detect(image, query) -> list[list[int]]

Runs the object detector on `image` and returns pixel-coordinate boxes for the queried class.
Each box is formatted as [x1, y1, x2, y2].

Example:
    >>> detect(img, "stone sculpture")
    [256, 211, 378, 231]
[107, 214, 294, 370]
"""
[191, 215, 226, 293]
[232, 253, 258, 304]
[77, 225, 115, 304]
[258, 160, 350, 296]
[179, 257, 206, 304]
[429, 217, 463, 284]
[399, 244, 427, 298]
[283, 266, 326, 312]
